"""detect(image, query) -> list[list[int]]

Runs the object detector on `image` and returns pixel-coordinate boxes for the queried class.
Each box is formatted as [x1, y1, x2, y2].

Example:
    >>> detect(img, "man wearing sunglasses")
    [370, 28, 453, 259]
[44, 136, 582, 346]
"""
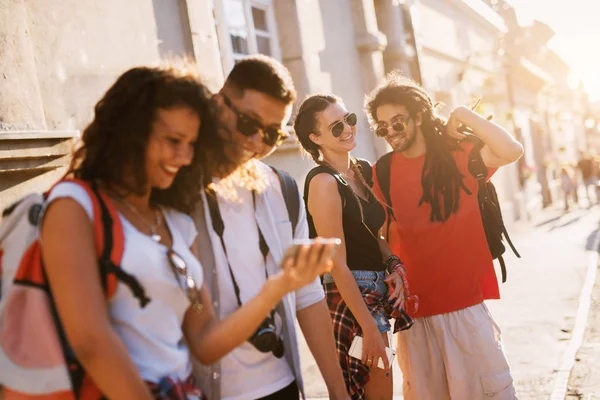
[364, 72, 524, 400]
[192, 55, 349, 400]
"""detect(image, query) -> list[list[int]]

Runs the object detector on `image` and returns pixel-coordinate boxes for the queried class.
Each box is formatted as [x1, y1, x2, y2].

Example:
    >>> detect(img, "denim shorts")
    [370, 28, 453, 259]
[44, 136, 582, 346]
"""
[323, 269, 391, 334]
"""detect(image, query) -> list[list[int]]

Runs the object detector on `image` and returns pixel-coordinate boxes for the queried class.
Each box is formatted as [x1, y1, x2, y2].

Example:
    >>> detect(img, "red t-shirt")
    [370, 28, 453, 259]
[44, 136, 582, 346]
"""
[373, 142, 500, 318]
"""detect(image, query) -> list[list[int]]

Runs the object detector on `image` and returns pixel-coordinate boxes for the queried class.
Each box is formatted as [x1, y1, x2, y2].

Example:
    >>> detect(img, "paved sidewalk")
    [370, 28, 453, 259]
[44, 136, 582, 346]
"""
[300, 204, 600, 399]
[565, 223, 600, 400]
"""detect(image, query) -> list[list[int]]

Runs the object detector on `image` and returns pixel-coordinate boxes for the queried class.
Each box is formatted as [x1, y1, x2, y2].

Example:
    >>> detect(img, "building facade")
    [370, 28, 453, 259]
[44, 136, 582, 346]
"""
[2, 0, 543, 223]
[0, 0, 202, 211]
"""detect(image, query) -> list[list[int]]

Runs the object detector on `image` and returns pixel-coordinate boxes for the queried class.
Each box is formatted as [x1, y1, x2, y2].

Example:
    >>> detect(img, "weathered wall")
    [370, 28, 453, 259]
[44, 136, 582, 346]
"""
[0, 0, 200, 211]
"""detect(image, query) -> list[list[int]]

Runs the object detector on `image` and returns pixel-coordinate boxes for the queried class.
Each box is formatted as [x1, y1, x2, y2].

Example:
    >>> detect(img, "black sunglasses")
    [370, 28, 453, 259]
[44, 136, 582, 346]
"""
[330, 113, 358, 138]
[167, 249, 203, 313]
[375, 120, 408, 138]
[222, 94, 289, 147]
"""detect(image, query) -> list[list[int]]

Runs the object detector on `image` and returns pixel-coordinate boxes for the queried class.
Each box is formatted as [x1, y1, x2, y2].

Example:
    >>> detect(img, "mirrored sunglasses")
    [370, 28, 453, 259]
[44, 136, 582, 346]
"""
[375, 121, 407, 138]
[167, 249, 203, 313]
[331, 113, 358, 138]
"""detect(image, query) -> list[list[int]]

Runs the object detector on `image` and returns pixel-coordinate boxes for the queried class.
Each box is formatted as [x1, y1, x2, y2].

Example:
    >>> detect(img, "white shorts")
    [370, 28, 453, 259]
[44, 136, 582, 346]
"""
[397, 302, 517, 400]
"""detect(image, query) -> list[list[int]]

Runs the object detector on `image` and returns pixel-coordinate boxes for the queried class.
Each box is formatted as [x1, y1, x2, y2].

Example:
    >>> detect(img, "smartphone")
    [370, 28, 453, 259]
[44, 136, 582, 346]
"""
[348, 335, 396, 370]
[283, 238, 341, 261]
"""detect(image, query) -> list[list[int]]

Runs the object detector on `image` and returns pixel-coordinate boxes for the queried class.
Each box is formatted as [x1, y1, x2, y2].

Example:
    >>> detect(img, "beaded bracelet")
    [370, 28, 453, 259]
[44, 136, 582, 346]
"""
[392, 263, 406, 276]
[384, 256, 419, 314]
[384, 255, 402, 274]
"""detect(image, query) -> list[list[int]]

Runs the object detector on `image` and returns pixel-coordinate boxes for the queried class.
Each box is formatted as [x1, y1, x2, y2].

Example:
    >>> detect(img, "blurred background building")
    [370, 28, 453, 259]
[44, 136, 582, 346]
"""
[1, 0, 596, 222]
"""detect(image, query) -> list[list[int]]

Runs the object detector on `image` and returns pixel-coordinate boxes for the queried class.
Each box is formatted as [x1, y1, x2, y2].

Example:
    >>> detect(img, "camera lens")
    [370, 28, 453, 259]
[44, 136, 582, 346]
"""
[250, 317, 278, 352]
[252, 328, 278, 352]
[249, 314, 284, 357]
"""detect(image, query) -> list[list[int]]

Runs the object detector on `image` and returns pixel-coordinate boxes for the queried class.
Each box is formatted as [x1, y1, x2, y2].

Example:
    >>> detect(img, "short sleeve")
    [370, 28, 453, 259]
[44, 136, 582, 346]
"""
[292, 184, 326, 309]
[44, 181, 95, 221]
[166, 211, 198, 248]
[295, 276, 325, 310]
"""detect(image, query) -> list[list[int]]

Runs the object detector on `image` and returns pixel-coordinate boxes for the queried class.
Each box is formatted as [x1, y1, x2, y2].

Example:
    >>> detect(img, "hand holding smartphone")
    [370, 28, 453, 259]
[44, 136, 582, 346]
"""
[348, 335, 396, 370]
[283, 238, 341, 264]
[278, 238, 341, 291]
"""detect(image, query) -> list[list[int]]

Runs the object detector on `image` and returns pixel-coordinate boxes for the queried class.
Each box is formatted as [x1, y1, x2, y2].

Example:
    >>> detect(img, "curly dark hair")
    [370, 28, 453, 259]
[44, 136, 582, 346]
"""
[365, 71, 470, 222]
[66, 63, 217, 214]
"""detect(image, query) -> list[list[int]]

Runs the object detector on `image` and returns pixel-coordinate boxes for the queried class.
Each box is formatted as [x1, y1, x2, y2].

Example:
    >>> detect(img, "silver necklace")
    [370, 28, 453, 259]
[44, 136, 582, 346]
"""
[121, 198, 162, 242]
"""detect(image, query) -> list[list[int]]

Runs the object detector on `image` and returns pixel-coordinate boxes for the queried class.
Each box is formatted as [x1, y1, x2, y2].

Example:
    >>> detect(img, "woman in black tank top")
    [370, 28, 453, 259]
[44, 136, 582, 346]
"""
[294, 94, 413, 399]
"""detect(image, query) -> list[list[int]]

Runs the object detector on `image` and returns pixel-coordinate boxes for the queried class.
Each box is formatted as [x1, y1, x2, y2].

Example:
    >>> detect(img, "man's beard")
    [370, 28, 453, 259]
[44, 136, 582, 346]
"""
[390, 126, 417, 153]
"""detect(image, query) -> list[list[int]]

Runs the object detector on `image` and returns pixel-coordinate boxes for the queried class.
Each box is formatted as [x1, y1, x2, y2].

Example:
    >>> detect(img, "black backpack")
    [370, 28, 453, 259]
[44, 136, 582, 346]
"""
[303, 159, 373, 206]
[374, 137, 520, 283]
[270, 166, 300, 235]
[303, 159, 373, 239]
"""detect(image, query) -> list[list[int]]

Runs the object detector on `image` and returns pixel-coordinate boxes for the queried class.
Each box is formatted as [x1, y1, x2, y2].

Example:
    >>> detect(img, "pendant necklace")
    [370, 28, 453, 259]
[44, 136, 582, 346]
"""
[121, 198, 162, 243]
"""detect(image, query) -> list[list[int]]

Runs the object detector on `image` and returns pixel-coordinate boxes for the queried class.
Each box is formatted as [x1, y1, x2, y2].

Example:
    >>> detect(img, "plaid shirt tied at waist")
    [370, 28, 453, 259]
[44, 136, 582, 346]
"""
[325, 282, 413, 400]
[147, 375, 205, 400]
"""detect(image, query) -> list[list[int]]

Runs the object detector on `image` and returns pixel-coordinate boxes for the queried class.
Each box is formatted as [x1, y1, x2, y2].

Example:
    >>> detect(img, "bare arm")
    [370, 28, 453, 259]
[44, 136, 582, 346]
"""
[307, 174, 389, 369]
[448, 106, 524, 168]
[377, 235, 393, 260]
[297, 300, 349, 400]
[41, 199, 152, 400]
[184, 241, 334, 365]
[183, 281, 283, 365]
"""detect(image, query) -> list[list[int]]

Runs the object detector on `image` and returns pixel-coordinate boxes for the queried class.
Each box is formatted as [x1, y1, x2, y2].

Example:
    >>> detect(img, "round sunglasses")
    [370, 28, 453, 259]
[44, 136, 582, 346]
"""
[222, 94, 289, 147]
[330, 113, 358, 138]
[375, 120, 408, 138]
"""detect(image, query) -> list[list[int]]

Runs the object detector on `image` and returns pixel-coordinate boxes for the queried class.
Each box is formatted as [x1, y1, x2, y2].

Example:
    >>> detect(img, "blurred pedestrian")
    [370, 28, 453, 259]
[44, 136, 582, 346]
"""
[560, 166, 576, 211]
[577, 150, 598, 206]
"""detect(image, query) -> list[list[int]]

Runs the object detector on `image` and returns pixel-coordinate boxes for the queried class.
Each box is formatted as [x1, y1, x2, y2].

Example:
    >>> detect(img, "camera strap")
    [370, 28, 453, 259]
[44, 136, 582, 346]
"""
[205, 188, 271, 309]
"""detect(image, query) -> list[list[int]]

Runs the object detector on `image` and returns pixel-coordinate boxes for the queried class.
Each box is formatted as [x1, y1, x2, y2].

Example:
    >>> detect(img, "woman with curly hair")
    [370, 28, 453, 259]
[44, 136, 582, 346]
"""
[35, 63, 334, 400]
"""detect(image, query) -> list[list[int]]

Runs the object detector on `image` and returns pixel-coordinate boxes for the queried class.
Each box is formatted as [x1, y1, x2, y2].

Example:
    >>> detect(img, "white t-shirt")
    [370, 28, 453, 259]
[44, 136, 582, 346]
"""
[45, 182, 203, 383]
[213, 185, 294, 400]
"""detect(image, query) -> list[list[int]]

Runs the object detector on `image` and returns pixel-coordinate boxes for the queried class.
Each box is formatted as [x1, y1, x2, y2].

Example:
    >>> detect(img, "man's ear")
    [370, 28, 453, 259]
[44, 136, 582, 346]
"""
[414, 112, 423, 127]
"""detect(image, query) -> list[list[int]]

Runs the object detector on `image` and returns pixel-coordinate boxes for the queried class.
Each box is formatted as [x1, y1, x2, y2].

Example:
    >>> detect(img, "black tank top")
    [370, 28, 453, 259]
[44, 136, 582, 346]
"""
[303, 160, 386, 271]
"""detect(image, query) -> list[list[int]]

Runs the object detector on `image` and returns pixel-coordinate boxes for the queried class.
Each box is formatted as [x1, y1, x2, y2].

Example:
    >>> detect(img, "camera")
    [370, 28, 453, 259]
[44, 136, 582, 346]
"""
[248, 312, 284, 358]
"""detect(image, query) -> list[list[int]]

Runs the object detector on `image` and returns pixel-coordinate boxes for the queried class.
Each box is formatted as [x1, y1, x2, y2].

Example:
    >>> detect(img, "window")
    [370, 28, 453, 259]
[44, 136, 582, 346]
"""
[214, 0, 280, 73]
[252, 7, 272, 56]
[223, 0, 250, 61]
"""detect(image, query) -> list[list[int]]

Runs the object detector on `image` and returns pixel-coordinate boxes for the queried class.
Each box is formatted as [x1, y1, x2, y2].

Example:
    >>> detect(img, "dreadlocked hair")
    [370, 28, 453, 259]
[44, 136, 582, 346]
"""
[365, 71, 471, 222]
[294, 94, 383, 236]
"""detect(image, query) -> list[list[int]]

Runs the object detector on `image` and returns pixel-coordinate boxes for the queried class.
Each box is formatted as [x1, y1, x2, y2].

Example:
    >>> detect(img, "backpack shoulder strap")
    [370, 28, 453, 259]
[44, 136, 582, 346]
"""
[462, 139, 521, 282]
[60, 179, 150, 307]
[270, 166, 300, 236]
[304, 165, 348, 208]
[466, 135, 487, 182]
[374, 152, 395, 220]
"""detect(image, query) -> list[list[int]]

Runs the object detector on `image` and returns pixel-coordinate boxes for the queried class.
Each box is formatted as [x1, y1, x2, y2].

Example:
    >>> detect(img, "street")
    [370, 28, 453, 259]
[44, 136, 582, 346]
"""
[299, 203, 600, 400]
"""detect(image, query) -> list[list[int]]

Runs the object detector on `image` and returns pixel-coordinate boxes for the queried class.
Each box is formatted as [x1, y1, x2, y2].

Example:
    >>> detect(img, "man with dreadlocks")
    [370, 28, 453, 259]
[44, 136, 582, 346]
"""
[365, 72, 524, 400]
